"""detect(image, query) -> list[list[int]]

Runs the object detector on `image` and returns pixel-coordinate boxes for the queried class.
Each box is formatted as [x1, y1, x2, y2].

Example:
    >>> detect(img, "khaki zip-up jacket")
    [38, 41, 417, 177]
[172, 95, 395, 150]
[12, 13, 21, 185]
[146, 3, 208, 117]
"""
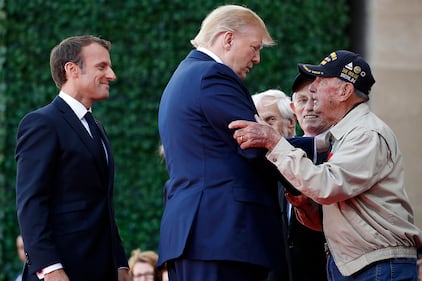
[267, 103, 422, 276]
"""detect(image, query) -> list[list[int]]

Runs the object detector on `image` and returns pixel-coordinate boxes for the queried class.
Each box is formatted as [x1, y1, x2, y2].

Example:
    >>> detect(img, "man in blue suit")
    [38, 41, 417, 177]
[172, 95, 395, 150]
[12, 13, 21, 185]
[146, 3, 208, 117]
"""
[158, 5, 314, 281]
[15, 36, 129, 281]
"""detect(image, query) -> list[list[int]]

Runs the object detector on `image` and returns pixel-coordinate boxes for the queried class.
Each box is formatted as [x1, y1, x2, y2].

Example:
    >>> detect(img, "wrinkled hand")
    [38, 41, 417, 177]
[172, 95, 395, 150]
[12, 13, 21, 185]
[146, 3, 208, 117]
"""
[284, 192, 310, 208]
[44, 269, 70, 281]
[228, 115, 282, 151]
[285, 192, 323, 231]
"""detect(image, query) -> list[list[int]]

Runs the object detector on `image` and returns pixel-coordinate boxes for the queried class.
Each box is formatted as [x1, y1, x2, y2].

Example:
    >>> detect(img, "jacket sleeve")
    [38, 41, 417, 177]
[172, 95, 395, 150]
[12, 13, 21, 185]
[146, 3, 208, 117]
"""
[276, 136, 315, 195]
[16, 112, 62, 272]
[200, 64, 267, 160]
[286, 136, 315, 160]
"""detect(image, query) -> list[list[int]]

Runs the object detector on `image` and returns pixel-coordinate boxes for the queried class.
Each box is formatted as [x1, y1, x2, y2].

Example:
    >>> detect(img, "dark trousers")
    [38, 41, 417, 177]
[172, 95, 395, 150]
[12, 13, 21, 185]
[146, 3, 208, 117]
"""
[167, 258, 268, 281]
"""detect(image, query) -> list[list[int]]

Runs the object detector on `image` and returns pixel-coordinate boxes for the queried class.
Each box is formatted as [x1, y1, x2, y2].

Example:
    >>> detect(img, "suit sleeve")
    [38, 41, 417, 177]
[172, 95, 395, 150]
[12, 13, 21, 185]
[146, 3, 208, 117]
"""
[15, 112, 61, 271]
[200, 65, 267, 159]
[278, 137, 315, 195]
[112, 215, 129, 268]
[286, 136, 315, 160]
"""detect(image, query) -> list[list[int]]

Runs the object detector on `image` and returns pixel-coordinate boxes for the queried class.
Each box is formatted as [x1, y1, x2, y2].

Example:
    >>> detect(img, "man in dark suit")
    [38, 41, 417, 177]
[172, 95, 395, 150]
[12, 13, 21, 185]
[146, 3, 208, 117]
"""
[15, 35, 129, 281]
[251, 86, 328, 281]
[284, 74, 329, 281]
[158, 5, 314, 281]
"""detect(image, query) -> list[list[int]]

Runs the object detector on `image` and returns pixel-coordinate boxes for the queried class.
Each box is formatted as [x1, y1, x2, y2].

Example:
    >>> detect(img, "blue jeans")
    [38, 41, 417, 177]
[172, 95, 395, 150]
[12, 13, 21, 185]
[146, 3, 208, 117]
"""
[327, 254, 417, 281]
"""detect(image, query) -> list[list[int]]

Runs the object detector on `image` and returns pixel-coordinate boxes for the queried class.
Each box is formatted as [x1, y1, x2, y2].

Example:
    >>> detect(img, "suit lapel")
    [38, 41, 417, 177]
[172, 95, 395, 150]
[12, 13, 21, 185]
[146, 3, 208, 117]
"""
[52, 97, 109, 182]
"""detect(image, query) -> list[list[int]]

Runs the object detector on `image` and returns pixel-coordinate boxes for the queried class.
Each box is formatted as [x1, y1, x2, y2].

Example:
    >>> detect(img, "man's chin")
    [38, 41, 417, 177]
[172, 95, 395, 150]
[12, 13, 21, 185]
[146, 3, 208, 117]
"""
[96, 92, 110, 100]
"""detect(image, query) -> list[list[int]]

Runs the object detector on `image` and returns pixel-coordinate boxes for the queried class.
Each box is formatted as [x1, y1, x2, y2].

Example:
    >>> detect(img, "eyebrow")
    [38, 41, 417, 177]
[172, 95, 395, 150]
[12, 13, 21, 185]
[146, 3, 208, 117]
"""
[95, 61, 111, 67]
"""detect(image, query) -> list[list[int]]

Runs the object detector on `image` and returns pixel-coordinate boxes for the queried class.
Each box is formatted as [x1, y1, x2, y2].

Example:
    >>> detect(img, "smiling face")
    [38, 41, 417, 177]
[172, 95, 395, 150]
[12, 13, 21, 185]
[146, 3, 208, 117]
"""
[291, 80, 331, 136]
[223, 26, 263, 80]
[67, 42, 116, 108]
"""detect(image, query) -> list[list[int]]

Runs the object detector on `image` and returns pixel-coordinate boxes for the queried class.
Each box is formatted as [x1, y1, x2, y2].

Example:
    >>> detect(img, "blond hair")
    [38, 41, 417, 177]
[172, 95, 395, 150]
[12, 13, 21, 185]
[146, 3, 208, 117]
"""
[191, 5, 274, 48]
[128, 248, 159, 276]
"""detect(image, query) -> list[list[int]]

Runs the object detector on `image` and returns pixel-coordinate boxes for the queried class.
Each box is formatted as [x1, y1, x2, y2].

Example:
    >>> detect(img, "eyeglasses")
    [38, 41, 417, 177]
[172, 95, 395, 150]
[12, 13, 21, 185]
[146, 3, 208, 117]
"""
[133, 272, 154, 280]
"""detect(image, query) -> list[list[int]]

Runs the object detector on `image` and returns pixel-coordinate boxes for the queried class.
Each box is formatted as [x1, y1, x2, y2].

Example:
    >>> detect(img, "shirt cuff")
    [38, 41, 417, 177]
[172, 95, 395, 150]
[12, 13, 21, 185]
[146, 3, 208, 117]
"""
[36, 263, 63, 279]
[266, 137, 294, 163]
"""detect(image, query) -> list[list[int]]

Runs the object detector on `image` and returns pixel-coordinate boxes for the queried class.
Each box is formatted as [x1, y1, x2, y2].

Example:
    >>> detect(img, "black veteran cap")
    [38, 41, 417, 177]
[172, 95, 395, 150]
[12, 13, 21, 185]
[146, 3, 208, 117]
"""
[291, 73, 314, 94]
[297, 50, 376, 95]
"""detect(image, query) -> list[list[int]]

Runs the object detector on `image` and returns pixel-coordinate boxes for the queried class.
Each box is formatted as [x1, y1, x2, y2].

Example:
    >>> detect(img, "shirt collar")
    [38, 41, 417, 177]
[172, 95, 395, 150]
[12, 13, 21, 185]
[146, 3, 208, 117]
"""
[330, 102, 369, 141]
[58, 91, 91, 120]
[197, 47, 223, 63]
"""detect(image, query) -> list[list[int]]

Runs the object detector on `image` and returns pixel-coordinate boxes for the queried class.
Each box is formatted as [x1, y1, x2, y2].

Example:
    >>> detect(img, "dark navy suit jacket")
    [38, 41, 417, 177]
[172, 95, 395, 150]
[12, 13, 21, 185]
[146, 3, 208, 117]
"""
[158, 50, 313, 270]
[15, 97, 127, 281]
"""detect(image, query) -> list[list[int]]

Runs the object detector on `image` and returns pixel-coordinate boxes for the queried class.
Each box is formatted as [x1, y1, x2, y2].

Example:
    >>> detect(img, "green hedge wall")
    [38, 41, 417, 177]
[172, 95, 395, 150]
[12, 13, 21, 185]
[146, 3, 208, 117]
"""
[1, 0, 348, 279]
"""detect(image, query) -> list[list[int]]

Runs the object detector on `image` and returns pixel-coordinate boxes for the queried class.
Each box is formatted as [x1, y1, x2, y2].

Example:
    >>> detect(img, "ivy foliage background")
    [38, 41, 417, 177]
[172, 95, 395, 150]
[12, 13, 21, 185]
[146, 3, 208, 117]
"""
[0, 0, 349, 279]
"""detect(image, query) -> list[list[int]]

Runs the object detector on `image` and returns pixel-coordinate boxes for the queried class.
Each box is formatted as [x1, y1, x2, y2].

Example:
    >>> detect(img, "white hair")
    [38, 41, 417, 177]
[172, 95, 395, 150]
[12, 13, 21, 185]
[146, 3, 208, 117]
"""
[252, 89, 294, 119]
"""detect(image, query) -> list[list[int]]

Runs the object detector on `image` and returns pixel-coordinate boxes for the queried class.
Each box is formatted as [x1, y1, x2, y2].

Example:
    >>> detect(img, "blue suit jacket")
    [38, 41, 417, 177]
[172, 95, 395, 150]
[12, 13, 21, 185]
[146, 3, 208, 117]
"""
[158, 50, 313, 269]
[15, 97, 127, 281]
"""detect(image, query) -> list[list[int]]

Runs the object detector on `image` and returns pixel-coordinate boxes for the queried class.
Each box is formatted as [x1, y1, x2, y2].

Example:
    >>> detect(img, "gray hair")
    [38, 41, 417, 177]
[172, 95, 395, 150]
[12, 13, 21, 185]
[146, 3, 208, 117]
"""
[252, 89, 294, 119]
[354, 89, 370, 101]
[336, 78, 370, 102]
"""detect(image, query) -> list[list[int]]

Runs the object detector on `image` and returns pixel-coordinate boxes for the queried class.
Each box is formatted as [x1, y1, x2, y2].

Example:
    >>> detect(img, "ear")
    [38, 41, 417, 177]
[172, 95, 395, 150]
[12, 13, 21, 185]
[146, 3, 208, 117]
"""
[290, 102, 296, 112]
[288, 116, 296, 127]
[223, 31, 234, 50]
[338, 82, 354, 101]
[64, 62, 79, 78]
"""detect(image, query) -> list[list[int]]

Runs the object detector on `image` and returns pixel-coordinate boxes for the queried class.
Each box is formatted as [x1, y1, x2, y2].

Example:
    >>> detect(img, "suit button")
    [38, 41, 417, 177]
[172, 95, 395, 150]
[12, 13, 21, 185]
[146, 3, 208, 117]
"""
[25, 252, 31, 265]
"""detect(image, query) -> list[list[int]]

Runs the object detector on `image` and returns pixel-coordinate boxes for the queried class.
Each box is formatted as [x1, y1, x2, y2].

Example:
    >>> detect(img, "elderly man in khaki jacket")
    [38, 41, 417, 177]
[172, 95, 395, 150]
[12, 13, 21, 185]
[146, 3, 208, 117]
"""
[229, 50, 422, 281]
